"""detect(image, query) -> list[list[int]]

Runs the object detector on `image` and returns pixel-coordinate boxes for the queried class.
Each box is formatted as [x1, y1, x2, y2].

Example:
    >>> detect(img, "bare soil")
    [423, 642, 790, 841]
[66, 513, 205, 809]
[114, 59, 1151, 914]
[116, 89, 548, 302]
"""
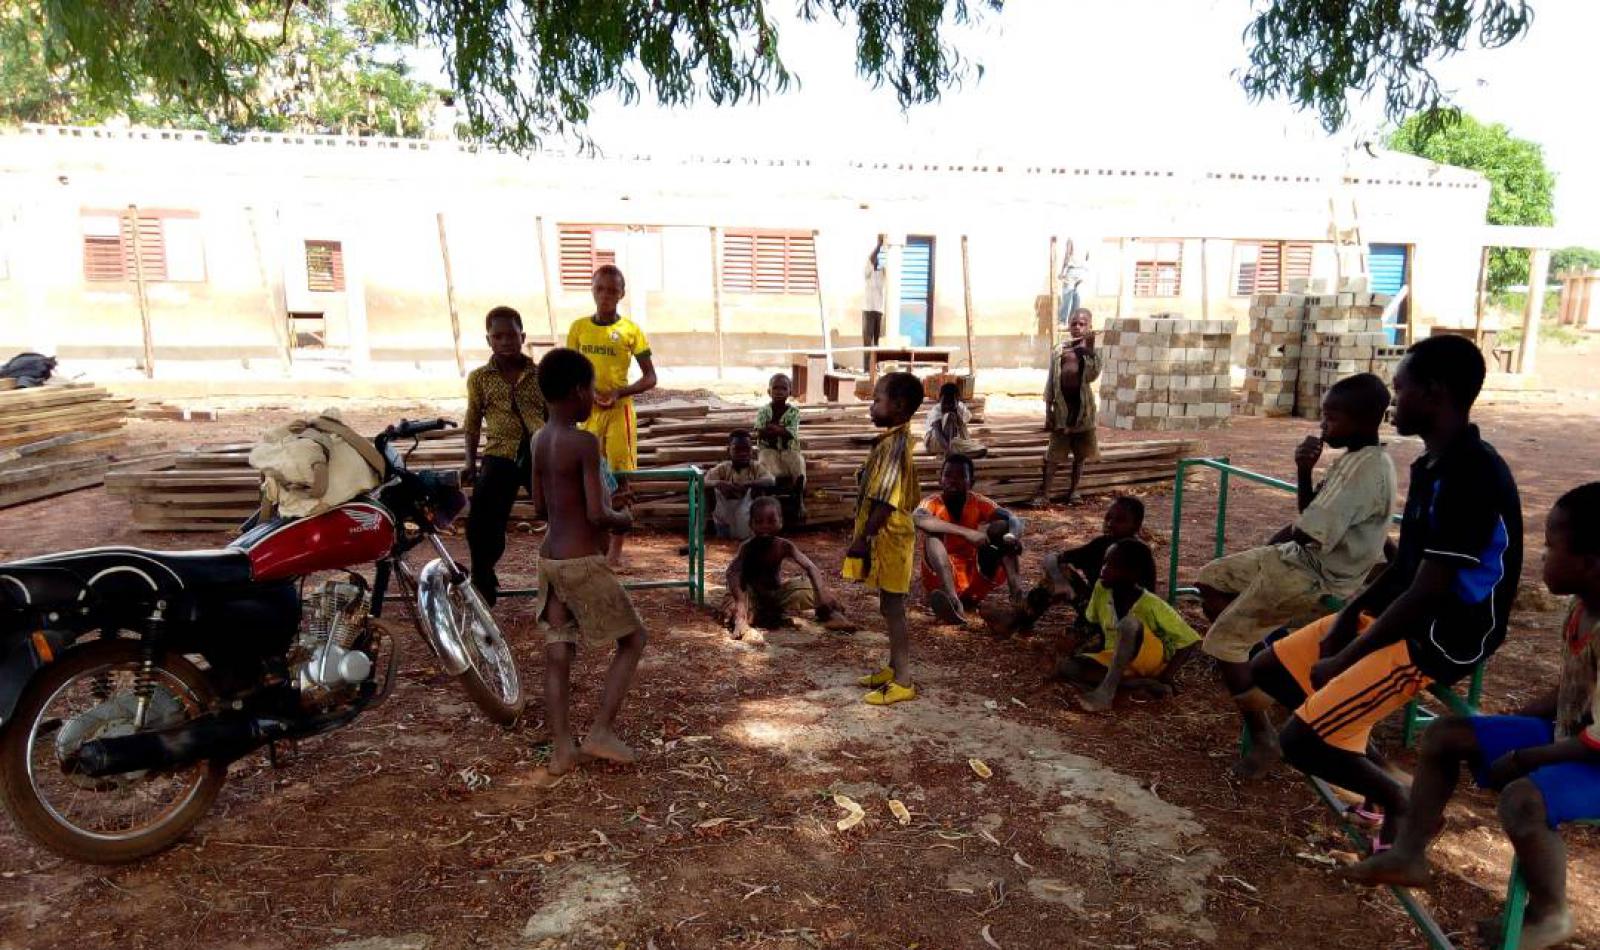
[1, 398, 1597, 950]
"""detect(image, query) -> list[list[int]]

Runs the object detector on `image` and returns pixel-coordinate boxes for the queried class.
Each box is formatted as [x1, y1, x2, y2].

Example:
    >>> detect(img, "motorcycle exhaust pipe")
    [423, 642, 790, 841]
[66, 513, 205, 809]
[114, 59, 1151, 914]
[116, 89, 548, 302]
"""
[65, 714, 289, 778]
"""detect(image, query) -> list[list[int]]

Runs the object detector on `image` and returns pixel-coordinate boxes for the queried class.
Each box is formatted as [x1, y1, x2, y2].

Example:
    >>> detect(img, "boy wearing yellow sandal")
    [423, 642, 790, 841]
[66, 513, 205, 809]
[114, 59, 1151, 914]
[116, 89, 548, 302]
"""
[567, 265, 657, 570]
[845, 371, 925, 705]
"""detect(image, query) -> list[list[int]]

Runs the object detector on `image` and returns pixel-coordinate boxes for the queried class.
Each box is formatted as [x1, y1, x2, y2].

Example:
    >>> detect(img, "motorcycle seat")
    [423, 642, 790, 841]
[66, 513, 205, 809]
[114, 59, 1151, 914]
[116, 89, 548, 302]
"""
[0, 547, 254, 601]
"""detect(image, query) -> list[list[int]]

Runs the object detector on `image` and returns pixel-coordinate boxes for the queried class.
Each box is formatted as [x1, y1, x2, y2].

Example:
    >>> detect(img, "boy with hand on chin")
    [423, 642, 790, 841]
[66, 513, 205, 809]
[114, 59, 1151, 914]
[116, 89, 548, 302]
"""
[1195, 373, 1396, 778]
[567, 265, 657, 570]
[1340, 483, 1600, 950]
[845, 371, 925, 706]
[462, 306, 546, 605]
[526, 347, 648, 787]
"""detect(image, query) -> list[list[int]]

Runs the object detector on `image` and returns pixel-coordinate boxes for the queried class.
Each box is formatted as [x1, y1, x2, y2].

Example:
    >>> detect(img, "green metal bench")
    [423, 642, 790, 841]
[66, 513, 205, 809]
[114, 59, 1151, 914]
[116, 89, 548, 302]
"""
[498, 465, 707, 605]
[1167, 456, 1483, 744]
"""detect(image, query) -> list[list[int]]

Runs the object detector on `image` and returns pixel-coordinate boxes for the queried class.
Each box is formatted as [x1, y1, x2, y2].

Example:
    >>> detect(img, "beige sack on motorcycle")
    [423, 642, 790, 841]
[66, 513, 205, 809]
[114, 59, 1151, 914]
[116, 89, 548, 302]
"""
[249, 409, 385, 518]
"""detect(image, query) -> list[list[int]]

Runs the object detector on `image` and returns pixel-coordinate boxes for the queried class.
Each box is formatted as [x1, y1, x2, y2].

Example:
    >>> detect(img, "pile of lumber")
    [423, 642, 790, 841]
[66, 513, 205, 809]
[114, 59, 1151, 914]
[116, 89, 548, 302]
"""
[106, 397, 1199, 533]
[0, 384, 156, 509]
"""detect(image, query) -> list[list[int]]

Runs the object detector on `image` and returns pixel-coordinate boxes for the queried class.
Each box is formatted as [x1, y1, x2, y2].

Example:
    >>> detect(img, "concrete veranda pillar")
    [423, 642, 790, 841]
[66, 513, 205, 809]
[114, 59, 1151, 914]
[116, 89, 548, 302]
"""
[1518, 247, 1550, 376]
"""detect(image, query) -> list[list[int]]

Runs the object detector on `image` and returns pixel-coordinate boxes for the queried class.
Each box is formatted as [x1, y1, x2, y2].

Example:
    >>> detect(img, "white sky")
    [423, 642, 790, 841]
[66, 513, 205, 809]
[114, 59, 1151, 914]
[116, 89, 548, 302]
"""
[540, 0, 1598, 229]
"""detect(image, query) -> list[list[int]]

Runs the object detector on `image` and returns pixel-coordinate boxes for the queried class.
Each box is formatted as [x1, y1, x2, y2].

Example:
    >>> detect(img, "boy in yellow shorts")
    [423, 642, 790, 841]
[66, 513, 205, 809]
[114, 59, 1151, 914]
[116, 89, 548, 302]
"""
[1055, 538, 1200, 712]
[844, 371, 925, 706]
[567, 265, 657, 569]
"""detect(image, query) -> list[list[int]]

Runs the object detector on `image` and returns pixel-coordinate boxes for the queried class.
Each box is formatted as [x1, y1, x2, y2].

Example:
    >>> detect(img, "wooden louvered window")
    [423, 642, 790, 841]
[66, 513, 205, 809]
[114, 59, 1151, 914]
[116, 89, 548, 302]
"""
[82, 211, 170, 282]
[720, 230, 817, 295]
[1234, 241, 1313, 295]
[1132, 241, 1182, 298]
[305, 240, 345, 292]
[558, 224, 620, 290]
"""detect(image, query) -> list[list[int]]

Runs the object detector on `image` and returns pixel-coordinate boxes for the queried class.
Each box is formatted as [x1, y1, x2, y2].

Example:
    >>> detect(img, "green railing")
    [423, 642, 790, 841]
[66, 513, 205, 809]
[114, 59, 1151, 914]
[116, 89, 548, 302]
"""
[499, 466, 706, 606]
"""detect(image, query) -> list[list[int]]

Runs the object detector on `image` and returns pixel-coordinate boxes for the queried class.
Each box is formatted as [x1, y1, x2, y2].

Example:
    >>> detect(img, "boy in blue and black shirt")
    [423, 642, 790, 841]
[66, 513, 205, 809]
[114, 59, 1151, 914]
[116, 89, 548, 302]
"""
[1250, 335, 1523, 848]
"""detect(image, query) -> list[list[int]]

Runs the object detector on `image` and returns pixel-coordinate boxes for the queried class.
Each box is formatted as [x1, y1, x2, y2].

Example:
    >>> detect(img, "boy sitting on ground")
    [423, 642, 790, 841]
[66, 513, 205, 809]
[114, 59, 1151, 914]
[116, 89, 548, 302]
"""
[1195, 373, 1397, 778]
[1340, 483, 1600, 950]
[996, 496, 1147, 636]
[704, 429, 776, 540]
[526, 347, 649, 786]
[755, 373, 807, 526]
[923, 381, 986, 458]
[844, 371, 925, 706]
[721, 496, 856, 640]
[913, 452, 1024, 625]
[1053, 538, 1200, 712]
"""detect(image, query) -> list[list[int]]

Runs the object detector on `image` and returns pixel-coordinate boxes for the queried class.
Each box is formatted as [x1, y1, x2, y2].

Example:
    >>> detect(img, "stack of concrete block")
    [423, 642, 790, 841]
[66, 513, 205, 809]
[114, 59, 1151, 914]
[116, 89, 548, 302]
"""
[1098, 317, 1234, 431]
[1240, 294, 1308, 417]
[1296, 291, 1400, 419]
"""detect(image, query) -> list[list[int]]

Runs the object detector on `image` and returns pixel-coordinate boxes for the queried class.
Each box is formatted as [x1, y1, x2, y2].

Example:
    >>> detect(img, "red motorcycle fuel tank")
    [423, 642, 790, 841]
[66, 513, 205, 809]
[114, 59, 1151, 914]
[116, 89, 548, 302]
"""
[239, 501, 397, 582]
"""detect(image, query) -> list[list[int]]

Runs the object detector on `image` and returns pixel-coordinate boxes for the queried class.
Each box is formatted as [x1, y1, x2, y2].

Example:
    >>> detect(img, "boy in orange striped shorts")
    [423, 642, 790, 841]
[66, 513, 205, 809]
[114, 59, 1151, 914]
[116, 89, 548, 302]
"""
[1248, 336, 1522, 848]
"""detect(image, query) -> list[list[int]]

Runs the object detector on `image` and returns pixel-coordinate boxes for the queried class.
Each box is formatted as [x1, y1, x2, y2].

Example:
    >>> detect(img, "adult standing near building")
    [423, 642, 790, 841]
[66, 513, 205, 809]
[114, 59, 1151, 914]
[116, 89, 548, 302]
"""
[862, 237, 887, 367]
[567, 264, 657, 571]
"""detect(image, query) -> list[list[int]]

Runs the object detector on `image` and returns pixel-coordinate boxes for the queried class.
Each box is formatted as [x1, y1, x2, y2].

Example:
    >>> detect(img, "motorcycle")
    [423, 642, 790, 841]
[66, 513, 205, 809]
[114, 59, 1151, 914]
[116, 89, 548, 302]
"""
[0, 418, 523, 863]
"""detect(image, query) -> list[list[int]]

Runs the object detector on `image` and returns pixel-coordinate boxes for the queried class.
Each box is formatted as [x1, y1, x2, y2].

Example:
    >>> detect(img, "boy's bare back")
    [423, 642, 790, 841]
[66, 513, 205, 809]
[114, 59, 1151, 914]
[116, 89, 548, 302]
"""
[534, 424, 612, 560]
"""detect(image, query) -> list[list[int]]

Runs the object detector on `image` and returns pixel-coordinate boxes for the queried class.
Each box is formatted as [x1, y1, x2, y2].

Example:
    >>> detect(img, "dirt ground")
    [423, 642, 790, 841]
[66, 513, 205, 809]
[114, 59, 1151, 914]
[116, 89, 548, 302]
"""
[2, 395, 1599, 950]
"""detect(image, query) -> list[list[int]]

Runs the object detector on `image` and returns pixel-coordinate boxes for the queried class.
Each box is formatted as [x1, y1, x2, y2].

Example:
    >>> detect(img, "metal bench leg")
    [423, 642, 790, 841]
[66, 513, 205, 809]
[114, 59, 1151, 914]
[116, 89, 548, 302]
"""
[1500, 857, 1528, 950]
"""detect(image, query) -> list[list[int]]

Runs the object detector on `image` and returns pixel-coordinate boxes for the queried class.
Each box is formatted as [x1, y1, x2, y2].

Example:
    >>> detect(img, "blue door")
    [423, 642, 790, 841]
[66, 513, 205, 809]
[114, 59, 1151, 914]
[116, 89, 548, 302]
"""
[900, 237, 935, 347]
[1369, 243, 1409, 343]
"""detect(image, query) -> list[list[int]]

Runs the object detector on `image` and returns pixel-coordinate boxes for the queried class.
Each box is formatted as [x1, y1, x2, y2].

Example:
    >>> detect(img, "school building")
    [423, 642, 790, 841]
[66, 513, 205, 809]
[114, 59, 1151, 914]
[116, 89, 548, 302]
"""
[0, 123, 1503, 389]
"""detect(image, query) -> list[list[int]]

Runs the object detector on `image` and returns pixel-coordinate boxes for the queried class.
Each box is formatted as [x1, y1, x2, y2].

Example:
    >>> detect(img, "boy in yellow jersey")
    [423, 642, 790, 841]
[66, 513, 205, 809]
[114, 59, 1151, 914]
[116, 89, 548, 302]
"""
[845, 371, 925, 706]
[567, 265, 658, 570]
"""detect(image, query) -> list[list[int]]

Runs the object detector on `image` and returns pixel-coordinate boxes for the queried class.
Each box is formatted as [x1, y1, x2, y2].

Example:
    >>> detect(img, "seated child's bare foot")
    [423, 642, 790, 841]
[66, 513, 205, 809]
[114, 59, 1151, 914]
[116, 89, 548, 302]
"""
[1073, 688, 1115, 713]
[1337, 850, 1432, 888]
[928, 589, 967, 625]
[579, 728, 639, 765]
[1230, 731, 1281, 781]
[1475, 908, 1573, 950]
[820, 613, 858, 633]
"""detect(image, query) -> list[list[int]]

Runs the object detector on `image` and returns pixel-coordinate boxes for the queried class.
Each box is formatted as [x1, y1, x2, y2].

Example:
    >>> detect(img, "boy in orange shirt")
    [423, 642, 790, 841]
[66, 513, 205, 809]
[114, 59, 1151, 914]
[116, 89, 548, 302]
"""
[912, 453, 1024, 625]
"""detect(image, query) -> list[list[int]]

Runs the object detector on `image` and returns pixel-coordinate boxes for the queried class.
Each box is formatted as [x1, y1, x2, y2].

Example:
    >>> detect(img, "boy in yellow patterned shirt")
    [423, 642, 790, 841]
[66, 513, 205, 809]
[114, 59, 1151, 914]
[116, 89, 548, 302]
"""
[845, 371, 925, 705]
[567, 265, 657, 569]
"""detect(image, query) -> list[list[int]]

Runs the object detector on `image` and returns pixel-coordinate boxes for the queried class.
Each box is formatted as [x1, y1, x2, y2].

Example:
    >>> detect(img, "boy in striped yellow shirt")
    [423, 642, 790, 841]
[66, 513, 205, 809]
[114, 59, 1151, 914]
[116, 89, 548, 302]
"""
[845, 371, 926, 705]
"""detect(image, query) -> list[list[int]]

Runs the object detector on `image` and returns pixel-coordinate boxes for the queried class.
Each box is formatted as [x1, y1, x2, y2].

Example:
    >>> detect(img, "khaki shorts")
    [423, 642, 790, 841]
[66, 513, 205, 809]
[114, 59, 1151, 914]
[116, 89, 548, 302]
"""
[535, 554, 644, 648]
[757, 447, 807, 480]
[1196, 546, 1329, 663]
[1047, 427, 1099, 464]
[721, 577, 817, 627]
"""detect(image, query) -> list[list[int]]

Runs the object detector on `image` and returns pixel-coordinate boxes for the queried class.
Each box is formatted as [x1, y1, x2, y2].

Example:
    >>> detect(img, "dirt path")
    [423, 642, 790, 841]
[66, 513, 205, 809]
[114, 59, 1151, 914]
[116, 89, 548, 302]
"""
[2, 400, 1599, 949]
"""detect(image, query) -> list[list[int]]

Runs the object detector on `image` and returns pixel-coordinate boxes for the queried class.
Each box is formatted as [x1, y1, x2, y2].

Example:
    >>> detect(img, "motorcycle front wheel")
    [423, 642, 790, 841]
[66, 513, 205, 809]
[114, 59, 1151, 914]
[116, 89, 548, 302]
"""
[0, 640, 226, 864]
[416, 559, 524, 725]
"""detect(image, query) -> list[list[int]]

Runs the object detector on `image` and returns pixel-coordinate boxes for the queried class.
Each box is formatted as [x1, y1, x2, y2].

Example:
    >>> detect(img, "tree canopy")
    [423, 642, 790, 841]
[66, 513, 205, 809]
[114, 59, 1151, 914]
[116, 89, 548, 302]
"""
[0, 0, 441, 138]
[1550, 247, 1600, 278]
[1387, 112, 1555, 291]
[1240, 0, 1535, 135]
[3, 0, 1541, 147]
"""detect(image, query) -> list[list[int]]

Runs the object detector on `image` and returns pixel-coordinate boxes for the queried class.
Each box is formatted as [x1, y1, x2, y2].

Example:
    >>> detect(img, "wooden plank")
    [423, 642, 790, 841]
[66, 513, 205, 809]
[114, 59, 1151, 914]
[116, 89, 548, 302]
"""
[0, 470, 108, 509]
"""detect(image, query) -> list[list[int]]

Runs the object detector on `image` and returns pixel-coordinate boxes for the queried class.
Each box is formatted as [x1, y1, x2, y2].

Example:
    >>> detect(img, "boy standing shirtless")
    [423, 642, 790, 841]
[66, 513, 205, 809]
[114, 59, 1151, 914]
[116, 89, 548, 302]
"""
[527, 347, 648, 786]
[567, 265, 657, 569]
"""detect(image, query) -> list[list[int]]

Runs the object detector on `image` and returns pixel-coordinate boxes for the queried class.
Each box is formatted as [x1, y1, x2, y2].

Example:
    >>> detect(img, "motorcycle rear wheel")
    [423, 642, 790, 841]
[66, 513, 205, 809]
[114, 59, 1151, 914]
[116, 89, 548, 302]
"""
[0, 640, 226, 864]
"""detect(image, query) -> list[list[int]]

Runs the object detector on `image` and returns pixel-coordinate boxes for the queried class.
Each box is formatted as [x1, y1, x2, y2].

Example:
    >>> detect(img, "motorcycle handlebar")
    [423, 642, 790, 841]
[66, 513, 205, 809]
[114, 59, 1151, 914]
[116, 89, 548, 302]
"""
[375, 417, 455, 453]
